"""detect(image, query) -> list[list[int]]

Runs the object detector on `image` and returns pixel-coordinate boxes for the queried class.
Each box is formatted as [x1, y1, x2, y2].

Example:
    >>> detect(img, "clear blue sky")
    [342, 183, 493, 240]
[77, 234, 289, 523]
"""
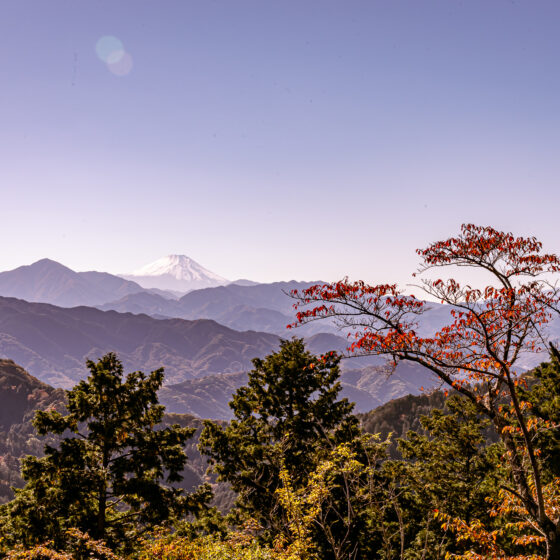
[1, 1, 559, 284]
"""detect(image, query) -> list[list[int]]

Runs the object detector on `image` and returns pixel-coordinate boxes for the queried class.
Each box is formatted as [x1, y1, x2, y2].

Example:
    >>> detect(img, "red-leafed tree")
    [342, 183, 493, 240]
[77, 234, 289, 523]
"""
[289, 224, 560, 559]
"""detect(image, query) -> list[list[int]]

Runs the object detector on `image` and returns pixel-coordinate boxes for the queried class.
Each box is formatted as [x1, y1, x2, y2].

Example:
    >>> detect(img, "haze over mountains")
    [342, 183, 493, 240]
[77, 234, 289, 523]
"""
[0, 296, 439, 414]
[0, 296, 280, 387]
[0, 259, 146, 307]
[1, 256, 553, 419]
[100, 281, 336, 336]
[158, 361, 437, 420]
[0, 255, 230, 305]
[0, 258, 333, 336]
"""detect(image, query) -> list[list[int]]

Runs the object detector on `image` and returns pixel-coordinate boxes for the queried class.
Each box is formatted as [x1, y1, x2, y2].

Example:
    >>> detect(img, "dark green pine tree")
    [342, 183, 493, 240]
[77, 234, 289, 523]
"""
[198, 338, 359, 536]
[2, 353, 210, 551]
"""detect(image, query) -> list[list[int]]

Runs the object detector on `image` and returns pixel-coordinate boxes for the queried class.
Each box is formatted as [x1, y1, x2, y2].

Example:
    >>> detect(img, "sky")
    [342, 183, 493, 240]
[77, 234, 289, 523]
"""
[1, 1, 559, 285]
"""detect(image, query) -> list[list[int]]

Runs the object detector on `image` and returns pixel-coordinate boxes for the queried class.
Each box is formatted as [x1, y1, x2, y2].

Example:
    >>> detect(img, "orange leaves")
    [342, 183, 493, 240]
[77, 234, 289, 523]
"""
[289, 224, 560, 416]
[417, 223, 560, 280]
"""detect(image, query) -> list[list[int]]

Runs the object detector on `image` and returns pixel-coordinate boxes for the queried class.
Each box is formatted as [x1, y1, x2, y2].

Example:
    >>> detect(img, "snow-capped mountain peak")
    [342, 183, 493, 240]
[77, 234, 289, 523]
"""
[132, 255, 225, 282]
[122, 255, 228, 293]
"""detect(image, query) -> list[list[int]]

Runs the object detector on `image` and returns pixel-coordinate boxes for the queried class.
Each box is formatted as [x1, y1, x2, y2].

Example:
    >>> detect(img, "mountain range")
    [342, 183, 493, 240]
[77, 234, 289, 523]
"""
[99, 281, 336, 336]
[0, 357, 449, 507]
[1, 257, 553, 420]
[0, 255, 235, 307]
[0, 258, 332, 336]
[0, 296, 280, 387]
[158, 361, 437, 420]
[0, 295, 440, 413]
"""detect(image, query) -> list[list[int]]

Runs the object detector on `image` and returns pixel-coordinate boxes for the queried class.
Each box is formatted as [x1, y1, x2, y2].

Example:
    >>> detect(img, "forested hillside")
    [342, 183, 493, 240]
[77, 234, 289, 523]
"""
[2, 340, 560, 560]
[0, 357, 439, 506]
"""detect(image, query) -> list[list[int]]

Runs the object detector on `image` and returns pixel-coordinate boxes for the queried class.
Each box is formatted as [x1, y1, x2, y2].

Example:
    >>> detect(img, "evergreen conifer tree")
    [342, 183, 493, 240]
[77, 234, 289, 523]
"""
[198, 338, 359, 537]
[2, 353, 210, 550]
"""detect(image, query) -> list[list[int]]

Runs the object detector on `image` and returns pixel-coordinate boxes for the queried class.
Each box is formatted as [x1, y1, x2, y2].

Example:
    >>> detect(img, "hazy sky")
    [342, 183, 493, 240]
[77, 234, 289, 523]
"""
[1, 1, 559, 285]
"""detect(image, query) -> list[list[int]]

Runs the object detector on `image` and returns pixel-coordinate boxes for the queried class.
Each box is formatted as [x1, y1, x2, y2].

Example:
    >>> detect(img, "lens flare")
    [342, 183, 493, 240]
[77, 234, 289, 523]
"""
[95, 36, 123, 62]
[107, 52, 133, 76]
[106, 50, 125, 64]
[95, 36, 133, 76]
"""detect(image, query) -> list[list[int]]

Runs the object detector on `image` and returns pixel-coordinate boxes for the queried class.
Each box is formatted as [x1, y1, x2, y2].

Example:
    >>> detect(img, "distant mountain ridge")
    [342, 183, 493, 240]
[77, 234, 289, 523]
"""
[158, 361, 438, 420]
[0, 259, 330, 336]
[0, 259, 146, 307]
[121, 255, 228, 292]
[0, 297, 442, 413]
[100, 280, 337, 336]
[0, 296, 282, 387]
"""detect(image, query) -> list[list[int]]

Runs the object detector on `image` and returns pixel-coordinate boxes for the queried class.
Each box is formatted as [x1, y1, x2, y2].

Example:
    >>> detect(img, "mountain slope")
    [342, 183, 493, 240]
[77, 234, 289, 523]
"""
[0, 259, 146, 307]
[0, 297, 441, 414]
[121, 255, 228, 292]
[0, 296, 282, 387]
[158, 361, 437, 419]
[0, 359, 65, 429]
[0, 359, 66, 502]
[100, 280, 338, 335]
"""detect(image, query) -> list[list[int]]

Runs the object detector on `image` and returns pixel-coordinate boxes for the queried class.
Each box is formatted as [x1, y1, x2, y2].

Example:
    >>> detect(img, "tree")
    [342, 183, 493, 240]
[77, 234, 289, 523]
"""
[275, 433, 394, 560]
[3, 353, 210, 550]
[198, 338, 359, 543]
[290, 224, 560, 559]
[520, 346, 560, 479]
[396, 396, 503, 558]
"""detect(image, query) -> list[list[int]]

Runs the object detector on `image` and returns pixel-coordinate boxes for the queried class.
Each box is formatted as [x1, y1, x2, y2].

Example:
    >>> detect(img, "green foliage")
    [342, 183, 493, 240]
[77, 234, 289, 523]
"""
[519, 345, 560, 480]
[198, 338, 359, 539]
[275, 396, 502, 560]
[5, 346, 560, 559]
[2, 353, 210, 551]
[3, 527, 299, 560]
[359, 390, 448, 456]
[133, 526, 296, 560]
[3, 528, 120, 560]
[395, 396, 503, 558]
[275, 433, 392, 560]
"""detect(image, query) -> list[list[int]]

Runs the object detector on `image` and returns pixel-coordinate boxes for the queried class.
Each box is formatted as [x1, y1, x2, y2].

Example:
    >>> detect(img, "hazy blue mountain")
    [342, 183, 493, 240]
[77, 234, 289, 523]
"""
[100, 281, 488, 339]
[177, 281, 316, 314]
[0, 296, 280, 387]
[0, 296, 442, 415]
[100, 280, 339, 336]
[158, 361, 437, 419]
[0, 259, 146, 307]
[228, 279, 260, 286]
[99, 291, 183, 317]
[146, 288, 184, 299]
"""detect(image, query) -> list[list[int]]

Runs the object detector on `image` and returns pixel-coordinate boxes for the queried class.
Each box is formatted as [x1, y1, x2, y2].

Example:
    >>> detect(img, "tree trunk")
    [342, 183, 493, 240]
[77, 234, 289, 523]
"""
[97, 437, 109, 540]
[97, 481, 106, 539]
[548, 529, 560, 560]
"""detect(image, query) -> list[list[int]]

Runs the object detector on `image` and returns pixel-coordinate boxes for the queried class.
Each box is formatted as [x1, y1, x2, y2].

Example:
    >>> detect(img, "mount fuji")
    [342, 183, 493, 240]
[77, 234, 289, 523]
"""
[120, 255, 228, 292]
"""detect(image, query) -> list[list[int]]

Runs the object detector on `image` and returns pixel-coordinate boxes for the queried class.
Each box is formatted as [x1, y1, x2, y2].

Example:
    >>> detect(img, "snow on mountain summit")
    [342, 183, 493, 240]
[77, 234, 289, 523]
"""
[122, 255, 228, 293]
[132, 255, 226, 282]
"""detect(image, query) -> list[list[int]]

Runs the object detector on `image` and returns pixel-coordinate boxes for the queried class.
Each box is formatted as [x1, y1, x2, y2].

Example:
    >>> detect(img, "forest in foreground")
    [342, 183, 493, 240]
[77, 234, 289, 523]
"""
[1, 224, 560, 560]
